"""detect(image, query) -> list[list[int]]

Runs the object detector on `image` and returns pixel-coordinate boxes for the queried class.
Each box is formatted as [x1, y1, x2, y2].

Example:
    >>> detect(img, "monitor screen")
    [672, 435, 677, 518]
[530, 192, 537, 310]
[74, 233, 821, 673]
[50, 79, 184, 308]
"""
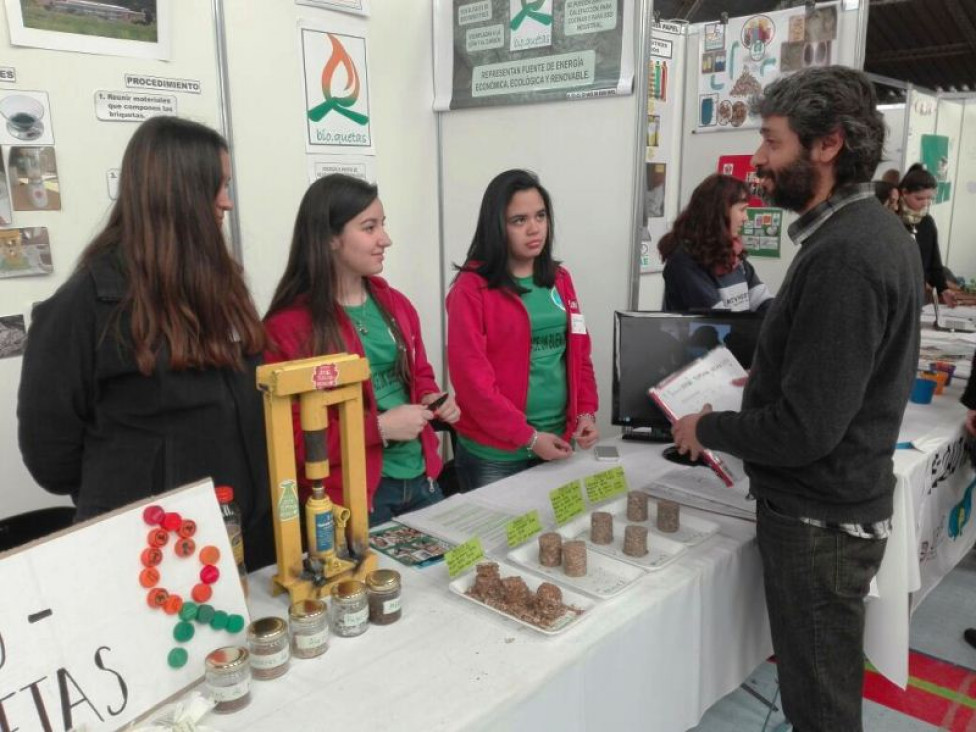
[612, 311, 766, 435]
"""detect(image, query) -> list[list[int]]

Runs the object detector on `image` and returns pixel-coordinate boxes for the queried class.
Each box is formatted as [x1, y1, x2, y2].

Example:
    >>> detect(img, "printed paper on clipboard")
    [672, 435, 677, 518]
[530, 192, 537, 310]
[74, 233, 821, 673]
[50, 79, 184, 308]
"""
[648, 346, 747, 487]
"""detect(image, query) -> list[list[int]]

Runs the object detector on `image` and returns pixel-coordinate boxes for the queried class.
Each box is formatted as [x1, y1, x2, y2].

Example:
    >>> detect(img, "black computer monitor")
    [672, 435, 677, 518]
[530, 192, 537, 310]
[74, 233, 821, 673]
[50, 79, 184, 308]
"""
[611, 311, 765, 441]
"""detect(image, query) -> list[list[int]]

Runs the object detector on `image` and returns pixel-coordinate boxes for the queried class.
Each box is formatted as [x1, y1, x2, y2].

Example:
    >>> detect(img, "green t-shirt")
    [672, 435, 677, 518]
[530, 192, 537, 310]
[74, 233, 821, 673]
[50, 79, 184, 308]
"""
[345, 295, 425, 479]
[460, 277, 568, 462]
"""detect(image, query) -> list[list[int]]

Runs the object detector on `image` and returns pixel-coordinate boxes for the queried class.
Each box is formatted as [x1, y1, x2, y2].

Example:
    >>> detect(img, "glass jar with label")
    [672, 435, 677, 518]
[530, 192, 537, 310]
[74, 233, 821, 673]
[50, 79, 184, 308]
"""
[247, 616, 290, 679]
[366, 569, 402, 625]
[289, 598, 329, 659]
[205, 646, 251, 714]
[329, 579, 369, 637]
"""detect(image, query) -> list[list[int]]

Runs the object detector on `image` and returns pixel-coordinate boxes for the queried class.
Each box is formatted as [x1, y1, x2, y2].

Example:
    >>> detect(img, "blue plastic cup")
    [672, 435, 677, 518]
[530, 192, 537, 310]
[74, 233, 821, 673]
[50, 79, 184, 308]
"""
[909, 377, 937, 405]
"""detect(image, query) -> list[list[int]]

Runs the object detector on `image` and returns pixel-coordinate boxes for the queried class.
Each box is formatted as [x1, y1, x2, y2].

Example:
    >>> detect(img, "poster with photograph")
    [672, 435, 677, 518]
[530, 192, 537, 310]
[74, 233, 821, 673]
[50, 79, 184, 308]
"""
[741, 207, 782, 258]
[434, 0, 635, 110]
[696, 3, 837, 132]
[301, 22, 373, 154]
[0, 226, 52, 278]
[4, 0, 171, 60]
[920, 134, 952, 204]
[645, 162, 665, 219]
[296, 0, 369, 15]
[9, 146, 60, 211]
[717, 154, 765, 207]
[0, 313, 27, 358]
[0, 91, 55, 146]
[369, 523, 452, 568]
[0, 154, 12, 225]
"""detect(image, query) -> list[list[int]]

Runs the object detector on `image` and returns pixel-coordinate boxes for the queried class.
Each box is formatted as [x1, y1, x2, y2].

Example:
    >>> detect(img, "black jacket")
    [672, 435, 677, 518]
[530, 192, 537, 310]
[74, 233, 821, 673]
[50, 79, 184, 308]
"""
[17, 250, 274, 569]
[908, 215, 948, 294]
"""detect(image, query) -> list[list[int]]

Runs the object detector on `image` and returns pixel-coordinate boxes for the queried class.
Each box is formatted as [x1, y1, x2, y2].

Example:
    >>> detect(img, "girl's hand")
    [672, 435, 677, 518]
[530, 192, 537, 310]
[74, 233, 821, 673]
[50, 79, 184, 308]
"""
[423, 393, 461, 424]
[531, 432, 573, 461]
[573, 415, 600, 449]
[379, 404, 433, 442]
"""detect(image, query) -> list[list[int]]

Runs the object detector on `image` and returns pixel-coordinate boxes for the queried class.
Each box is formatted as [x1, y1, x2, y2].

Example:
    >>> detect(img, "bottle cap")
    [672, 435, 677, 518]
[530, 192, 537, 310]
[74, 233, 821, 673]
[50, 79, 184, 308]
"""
[289, 598, 327, 620]
[173, 621, 195, 643]
[215, 485, 235, 504]
[167, 647, 188, 669]
[247, 616, 287, 641]
[226, 614, 246, 634]
[331, 580, 366, 601]
[210, 610, 229, 631]
[205, 646, 249, 671]
[366, 569, 400, 591]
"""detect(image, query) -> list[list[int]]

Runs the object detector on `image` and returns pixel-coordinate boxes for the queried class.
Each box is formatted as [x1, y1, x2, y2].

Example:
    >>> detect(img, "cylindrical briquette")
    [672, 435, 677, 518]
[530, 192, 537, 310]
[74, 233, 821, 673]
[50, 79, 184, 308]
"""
[627, 491, 649, 522]
[538, 532, 563, 567]
[590, 511, 613, 545]
[657, 500, 680, 533]
[623, 524, 649, 557]
[562, 540, 587, 577]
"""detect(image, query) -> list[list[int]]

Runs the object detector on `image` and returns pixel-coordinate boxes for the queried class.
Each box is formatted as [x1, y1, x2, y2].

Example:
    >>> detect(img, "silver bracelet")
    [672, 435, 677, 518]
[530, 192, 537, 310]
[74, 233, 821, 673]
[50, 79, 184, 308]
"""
[377, 415, 390, 448]
[525, 430, 539, 455]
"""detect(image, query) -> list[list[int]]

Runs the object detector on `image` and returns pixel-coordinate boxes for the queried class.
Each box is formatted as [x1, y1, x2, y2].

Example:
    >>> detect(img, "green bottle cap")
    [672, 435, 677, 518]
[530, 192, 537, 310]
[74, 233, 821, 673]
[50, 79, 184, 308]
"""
[226, 613, 245, 634]
[210, 610, 229, 631]
[196, 604, 215, 624]
[167, 647, 188, 669]
[173, 621, 195, 643]
[178, 602, 198, 621]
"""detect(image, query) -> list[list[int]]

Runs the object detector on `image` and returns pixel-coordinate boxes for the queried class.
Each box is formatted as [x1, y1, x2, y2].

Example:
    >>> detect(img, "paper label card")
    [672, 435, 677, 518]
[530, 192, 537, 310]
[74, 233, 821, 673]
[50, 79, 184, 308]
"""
[550, 480, 586, 525]
[584, 466, 628, 504]
[445, 537, 485, 578]
[506, 510, 543, 548]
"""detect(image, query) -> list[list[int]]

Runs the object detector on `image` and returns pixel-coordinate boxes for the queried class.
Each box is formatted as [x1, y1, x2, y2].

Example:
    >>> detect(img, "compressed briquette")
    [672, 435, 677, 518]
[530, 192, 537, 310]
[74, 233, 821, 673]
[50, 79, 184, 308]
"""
[590, 512, 613, 545]
[562, 540, 587, 577]
[623, 525, 649, 557]
[538, 532, 563, 567]
[657, 500, 680, 533]
[627, 491, 649, 522]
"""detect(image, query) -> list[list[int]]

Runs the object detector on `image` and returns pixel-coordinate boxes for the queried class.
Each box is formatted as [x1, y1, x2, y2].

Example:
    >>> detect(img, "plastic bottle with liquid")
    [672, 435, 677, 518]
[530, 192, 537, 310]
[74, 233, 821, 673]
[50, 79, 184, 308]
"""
[215, 485, 249, 596]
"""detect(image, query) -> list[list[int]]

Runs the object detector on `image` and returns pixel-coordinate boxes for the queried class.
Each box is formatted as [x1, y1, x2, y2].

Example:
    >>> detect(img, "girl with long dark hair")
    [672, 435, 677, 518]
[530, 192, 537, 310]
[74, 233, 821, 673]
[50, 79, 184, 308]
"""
[18, 116, 274, 568]
[264, 174, 458, 524]
[446, 169, 599, 492]
[659, 173, 773, 312]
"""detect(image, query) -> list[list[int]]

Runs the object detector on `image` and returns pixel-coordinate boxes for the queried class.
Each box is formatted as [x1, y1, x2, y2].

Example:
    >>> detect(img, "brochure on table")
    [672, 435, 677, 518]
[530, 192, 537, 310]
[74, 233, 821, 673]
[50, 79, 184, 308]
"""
[0, 479, 247, 731]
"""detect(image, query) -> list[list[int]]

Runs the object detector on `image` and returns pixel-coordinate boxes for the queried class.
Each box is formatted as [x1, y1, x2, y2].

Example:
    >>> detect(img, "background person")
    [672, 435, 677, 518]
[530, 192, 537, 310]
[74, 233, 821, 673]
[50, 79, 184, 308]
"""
[446, 169, 599, 492]
[264, 174, 458, 525]
[659, 173, 774, 313]
[899, 163, 956, 306]
[671, 67, 922, 731]
[17, 116, 274, 569]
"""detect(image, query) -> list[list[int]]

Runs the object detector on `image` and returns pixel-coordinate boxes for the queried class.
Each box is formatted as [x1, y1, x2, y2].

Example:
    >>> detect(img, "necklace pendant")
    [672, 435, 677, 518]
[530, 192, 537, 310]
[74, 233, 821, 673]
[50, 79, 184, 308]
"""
[357, 325, 368, 335]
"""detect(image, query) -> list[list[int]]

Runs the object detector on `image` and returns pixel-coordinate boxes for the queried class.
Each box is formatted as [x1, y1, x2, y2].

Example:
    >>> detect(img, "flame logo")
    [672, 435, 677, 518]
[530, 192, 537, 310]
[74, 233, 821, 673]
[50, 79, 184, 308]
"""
[307, 34, 369, 126]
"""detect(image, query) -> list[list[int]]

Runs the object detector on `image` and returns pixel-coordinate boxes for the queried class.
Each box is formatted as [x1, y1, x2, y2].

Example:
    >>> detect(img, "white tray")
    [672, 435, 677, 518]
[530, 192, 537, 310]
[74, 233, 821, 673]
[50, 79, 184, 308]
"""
[507, 536, 645, 598]
[449, 560, 595, 635]
[559, 510, 686, 571]
[608, 496, 720, 547]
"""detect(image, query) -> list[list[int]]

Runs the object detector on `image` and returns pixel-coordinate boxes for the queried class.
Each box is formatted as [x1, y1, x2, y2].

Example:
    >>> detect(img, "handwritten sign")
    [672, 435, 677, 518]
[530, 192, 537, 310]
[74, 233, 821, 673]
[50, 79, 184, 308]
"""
[584, 467, 629, 504]
[549, 480, 586, 525]
[505, 510, 543, 548]
[0, 480, 248, 731]
[445, 537, 485, 578]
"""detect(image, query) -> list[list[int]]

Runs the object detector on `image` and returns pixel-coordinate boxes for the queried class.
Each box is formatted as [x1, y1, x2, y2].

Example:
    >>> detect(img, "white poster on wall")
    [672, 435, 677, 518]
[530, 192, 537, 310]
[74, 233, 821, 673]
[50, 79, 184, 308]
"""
[306, 153, 376, 184]
[695, 2, 837, 132]
[433, 0, 635, 111]
[300, 20, 374, 154]
[3, 0, 171, 60]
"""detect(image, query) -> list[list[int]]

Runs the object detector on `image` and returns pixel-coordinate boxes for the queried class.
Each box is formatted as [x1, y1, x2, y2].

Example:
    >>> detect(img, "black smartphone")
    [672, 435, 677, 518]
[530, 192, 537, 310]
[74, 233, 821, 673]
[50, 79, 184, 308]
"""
[427, 393, 449, 412]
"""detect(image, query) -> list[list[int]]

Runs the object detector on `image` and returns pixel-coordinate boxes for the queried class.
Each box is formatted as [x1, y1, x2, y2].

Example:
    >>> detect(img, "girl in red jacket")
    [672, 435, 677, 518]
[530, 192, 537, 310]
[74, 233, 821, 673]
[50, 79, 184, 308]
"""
[264, 174, 459, 524]
[446, 169, 599, 492]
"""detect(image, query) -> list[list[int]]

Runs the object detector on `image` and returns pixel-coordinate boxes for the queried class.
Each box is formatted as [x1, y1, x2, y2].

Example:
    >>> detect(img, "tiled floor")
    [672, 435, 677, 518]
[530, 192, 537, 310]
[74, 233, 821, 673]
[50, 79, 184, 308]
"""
[688, 552, 976, 731]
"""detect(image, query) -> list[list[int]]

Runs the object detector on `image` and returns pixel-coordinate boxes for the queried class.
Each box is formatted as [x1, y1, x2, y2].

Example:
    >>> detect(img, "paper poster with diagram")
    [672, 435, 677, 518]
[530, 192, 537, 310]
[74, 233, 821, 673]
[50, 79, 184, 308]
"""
[696, 2, 837, 132]
[717, 154, 764, 207]
[741, 207, 782, 258]
[0, 226, 52, 278]
[920, 134, 952, 204]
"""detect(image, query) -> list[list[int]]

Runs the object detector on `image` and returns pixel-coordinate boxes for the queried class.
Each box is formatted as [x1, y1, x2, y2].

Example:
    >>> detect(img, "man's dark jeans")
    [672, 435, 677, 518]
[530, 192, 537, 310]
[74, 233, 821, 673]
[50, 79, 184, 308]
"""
[756, 498, 887, 732]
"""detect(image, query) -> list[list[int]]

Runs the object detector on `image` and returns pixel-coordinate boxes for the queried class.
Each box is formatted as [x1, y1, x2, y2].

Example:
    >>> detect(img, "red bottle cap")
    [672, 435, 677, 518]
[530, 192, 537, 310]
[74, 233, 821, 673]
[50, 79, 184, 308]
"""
[215, 485, 234, 505]
[178, 519, 197, 538]
[139, 567, 160, 588]
[147, 587, 169, 609]
[199, 565, 220, 585]
[141, 547, 163, 568]
[161, 512, 182, 532]
[199, 545, 220, 565]
[163, 594, 184, 615]
[143, 505, 165, 526]
[148, 528, 169, 548]
[174, 538, 196, 558]
[191, 583, 212, 603]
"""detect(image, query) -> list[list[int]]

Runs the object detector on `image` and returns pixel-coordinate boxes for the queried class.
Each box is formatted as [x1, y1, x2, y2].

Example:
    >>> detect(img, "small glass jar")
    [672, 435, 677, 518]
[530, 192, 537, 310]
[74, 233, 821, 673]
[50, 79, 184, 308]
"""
[205, 646, 251, 714]
[289, 598, 330, 659]
[366, 569, 402, 625]
[329, 580, 369, 637]
[246, 616, 290, 679]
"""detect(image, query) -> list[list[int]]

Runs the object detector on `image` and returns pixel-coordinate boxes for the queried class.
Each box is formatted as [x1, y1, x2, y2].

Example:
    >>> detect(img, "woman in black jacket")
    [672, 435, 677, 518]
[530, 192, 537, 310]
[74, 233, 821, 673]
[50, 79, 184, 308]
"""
[17, 116, 274, 569]
[899, 164, 956, 307]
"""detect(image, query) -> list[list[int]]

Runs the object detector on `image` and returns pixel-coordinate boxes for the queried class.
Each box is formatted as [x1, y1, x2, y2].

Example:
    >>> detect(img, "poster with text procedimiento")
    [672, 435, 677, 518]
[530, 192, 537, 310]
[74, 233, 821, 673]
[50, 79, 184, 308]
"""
[434, 0, 635, 111]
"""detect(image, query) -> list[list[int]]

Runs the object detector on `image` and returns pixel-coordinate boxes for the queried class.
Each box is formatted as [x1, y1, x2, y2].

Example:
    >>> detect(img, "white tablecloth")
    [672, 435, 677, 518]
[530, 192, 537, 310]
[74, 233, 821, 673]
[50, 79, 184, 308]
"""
[231, 444, 772, 732]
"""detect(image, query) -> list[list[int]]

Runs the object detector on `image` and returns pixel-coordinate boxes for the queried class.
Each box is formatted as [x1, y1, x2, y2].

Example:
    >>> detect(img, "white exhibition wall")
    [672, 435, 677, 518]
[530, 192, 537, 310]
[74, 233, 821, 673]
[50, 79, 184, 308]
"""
[946, 101, 976, 278]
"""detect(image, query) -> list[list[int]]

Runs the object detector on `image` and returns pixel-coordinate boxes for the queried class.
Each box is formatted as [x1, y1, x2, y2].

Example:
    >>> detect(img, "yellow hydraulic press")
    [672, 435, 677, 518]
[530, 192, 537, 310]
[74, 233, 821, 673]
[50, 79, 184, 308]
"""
[256, 353, 378, 603]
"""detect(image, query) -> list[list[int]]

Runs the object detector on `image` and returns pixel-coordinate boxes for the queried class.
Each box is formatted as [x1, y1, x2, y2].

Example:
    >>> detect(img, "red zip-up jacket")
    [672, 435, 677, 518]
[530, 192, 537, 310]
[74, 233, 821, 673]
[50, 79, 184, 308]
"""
[264, 277, 443, 509]
[446, 266, 599, 451]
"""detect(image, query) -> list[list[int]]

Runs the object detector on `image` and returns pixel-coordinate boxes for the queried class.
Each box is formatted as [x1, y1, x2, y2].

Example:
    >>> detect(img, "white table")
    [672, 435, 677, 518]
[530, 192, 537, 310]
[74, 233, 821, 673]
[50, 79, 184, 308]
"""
[231, 444, 772, 732]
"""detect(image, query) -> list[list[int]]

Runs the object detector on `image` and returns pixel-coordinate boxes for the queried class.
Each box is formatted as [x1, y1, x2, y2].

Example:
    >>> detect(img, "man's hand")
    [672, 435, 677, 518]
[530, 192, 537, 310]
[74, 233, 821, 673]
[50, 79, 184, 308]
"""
[671, 404, 713, 461]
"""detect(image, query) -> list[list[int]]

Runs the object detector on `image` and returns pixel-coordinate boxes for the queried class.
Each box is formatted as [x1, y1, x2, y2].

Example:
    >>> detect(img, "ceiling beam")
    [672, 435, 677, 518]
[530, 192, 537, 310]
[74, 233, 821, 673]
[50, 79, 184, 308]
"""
[869, 42, 971, 64]
[944, 0, 976, 54]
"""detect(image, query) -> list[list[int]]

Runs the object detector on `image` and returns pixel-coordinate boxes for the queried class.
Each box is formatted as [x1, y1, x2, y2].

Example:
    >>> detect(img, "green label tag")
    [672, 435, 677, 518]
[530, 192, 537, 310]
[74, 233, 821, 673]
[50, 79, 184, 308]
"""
[506, 510, 543, 548]
[445, 537, 485, 578]
[277, 479, 300, 522]
[549, 480, 586, 525]
[584, 466, 629, 504]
